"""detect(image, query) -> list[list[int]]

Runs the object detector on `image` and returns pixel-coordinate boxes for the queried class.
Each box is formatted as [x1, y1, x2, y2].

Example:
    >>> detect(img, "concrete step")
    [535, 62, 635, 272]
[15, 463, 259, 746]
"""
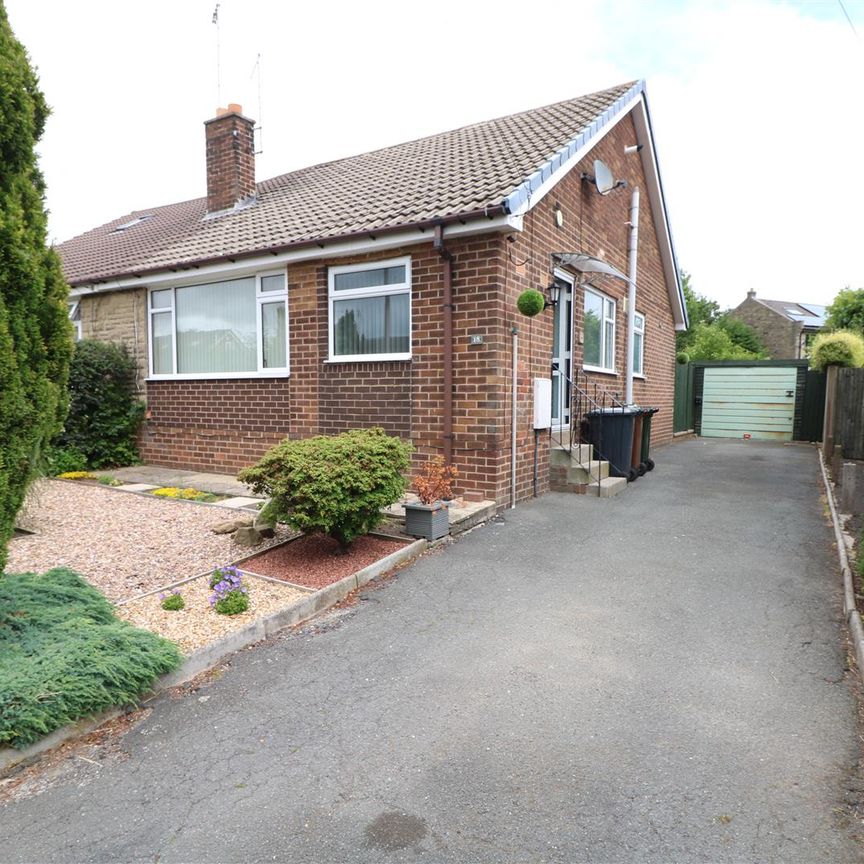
[596, 476, 628, 498]
[550, 443, 594, 466]
[566, 460, 610, 484]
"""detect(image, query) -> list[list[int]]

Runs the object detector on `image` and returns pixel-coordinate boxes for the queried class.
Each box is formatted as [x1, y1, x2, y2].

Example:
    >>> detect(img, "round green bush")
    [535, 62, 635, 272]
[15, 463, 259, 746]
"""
[676, 351, 690, 364]
[160, 593, 185, 611]
[516, 289, 546, 317]
[810, 330, 864, 371]
[239, 428, 412, 552]
[215, 590, 249, 616]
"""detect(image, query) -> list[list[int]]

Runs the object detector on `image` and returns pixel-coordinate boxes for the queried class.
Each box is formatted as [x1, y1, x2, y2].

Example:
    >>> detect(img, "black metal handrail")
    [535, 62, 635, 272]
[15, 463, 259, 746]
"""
[550, 365, 610, 495]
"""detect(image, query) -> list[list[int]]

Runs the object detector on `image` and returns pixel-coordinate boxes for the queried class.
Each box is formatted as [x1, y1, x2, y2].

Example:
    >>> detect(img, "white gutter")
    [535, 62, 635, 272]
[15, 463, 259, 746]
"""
[625, 187, 639, 405]
[68, 213, 524, 296]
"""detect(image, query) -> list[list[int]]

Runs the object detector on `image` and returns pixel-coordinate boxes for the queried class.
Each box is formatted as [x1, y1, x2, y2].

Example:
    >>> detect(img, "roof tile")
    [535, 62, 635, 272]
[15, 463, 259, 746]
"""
[58, 82, 635, 285]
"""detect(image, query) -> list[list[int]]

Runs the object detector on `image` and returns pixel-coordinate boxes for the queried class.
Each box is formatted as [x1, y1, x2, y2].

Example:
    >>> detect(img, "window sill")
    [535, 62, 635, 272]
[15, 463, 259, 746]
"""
[634, 373, 646, 380]
[147, 371, 290, 381]
[583, 365, 618, 376]
[325, 355, 411, 364]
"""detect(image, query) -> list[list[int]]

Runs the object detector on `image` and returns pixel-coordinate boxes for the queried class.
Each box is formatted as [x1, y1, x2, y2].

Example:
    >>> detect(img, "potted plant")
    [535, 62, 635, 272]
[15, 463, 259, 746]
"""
[404, 458, 458, 540]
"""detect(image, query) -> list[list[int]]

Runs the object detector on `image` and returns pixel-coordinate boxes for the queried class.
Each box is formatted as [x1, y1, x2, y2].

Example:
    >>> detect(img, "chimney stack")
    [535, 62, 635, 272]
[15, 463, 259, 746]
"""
[747, 289, 756, 300]
[205, 104, 256, 214]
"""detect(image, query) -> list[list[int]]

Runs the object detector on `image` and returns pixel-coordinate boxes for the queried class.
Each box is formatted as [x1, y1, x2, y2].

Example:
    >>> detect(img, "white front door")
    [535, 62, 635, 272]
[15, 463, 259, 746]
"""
[551, 275, 574, 428]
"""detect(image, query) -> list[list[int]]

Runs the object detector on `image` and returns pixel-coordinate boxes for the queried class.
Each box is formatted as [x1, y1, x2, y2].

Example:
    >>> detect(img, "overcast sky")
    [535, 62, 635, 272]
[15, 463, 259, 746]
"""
[5, 0, 864, 311]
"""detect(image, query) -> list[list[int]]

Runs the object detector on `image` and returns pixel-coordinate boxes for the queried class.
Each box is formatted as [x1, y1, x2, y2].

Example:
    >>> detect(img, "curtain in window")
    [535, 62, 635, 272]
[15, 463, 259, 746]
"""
[176, 279, 257, 373]
[333, 294, 409, 356]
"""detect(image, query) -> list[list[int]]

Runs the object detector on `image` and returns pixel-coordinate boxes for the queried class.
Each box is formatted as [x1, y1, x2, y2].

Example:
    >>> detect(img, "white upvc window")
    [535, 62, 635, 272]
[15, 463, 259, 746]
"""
[148, 272, 289, 379]
[583, 286, 616, 373]
[633, 312, 645, 377]
[68, 301, 82, 341]
[328, 257, 411, 361]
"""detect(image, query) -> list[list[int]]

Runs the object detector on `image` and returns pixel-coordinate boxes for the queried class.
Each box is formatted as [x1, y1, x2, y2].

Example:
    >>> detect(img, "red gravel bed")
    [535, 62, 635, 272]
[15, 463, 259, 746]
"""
[241, 533, 408, 590]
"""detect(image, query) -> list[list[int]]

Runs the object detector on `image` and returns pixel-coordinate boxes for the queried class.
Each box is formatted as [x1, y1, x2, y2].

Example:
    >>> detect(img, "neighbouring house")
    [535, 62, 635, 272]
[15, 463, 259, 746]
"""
[730, 290, 826, 359]
[57, 80, 687, 507]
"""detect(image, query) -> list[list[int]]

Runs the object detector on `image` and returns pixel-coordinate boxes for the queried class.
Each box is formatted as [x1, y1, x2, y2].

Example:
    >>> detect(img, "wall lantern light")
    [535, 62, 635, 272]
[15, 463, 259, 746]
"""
[545, 280, 561, 309]
[553, 202, 564, 228]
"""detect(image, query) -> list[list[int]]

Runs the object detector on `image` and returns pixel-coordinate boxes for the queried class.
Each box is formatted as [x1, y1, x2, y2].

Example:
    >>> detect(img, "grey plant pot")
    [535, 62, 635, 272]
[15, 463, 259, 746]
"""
[404, 501, 450, 540]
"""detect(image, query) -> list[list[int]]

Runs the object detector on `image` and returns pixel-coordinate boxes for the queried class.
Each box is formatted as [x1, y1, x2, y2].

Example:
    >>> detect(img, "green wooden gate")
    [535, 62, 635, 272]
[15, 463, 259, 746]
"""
[700, 366, 797, 440]
[673, 362, 694, 433]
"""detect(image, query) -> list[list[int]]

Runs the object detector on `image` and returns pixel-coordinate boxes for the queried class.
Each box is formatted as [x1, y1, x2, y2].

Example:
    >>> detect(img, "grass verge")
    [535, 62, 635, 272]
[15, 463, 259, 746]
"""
[0, 568, 182, 750]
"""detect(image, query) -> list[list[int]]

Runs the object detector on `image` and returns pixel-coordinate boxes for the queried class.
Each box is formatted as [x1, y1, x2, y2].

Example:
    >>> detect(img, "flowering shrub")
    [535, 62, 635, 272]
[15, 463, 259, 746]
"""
[57, 471, 95, 481]
[159, 590, 185, 611]
[152, 487, 210, 500]
[209, 566, 249, 615]
[414, 458, 458, 505]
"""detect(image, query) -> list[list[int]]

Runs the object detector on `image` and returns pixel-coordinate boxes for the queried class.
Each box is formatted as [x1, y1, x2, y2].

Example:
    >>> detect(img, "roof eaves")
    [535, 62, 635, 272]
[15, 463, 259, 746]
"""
[67, 205, 511, 288]
[501, 80, 645, 217]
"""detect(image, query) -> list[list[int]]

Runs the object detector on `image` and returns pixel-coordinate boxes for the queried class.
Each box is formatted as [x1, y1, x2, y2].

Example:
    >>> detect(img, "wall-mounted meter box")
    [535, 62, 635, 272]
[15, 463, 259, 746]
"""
[533, 378, 552, 429]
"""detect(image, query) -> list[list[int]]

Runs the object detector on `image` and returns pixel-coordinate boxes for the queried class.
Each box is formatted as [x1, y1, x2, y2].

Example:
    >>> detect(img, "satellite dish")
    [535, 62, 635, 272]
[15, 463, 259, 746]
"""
[593, 160, 615, 195]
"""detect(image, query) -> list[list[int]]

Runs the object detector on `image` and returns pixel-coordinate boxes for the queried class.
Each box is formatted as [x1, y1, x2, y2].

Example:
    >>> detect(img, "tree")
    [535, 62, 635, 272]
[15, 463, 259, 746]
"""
[716, 314, 767, 357]
[686, 323, 761, 361]
[0, 3, 72, 569]
[825, 287, 864, 334]
[676, 271, 720, 352]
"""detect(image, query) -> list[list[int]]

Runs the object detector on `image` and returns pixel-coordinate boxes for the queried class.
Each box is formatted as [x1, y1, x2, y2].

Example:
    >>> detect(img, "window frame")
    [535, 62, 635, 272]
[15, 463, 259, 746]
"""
[327, 256, 412, 362]
[147, 271, 289, 380]
[633, 311, 646, 378]
[68, 300, 82, 341]
[582, 285, 617, 374]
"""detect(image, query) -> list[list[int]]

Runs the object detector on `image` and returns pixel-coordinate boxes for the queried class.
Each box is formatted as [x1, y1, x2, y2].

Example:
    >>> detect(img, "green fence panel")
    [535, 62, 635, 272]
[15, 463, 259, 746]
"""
[673, 363, 694, 433]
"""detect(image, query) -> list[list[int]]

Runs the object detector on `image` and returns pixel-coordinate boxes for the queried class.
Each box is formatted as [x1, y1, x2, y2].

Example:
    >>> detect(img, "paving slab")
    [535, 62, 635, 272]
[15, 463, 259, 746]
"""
[98, 466, 259, 498]
[219, 496, 264, 510]
[4, 439, 862, 863]
[114, 483, 159, 493]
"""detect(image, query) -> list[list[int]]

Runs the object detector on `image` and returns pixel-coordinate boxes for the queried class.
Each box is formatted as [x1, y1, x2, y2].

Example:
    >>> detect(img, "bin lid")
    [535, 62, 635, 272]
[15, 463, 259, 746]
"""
[586, 406, 641, 416]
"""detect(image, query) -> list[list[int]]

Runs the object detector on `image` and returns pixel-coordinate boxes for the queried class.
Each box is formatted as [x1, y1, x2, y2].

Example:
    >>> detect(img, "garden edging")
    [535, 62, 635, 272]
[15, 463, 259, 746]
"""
[818, 449, 864, 679]
[1, 537, 426, 776]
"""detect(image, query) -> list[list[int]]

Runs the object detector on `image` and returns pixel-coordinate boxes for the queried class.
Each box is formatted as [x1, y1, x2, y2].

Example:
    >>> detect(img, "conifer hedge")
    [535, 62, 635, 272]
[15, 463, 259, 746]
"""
[0, 4, 73, 570]
[0, 569, 182, 749]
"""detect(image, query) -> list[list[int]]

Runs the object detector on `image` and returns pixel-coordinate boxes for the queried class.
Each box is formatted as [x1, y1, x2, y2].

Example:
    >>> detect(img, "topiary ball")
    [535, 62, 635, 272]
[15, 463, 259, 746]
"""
[517, 289, 546, 317]
[676, 351, 690, 364]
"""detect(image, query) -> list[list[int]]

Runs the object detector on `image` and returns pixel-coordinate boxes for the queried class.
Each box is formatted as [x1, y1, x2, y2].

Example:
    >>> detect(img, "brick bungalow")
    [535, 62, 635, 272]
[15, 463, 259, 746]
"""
[729, 290, 825, 359]
[58, 80, 687, 507]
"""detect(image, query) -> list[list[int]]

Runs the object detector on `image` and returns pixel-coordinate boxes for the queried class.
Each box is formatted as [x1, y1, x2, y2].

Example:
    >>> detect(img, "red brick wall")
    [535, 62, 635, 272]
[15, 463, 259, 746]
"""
[141, 379, 290, 471]
[137, 110, 680, 502]
[492, 111, 678, 502]
[205, 109, 256, 213]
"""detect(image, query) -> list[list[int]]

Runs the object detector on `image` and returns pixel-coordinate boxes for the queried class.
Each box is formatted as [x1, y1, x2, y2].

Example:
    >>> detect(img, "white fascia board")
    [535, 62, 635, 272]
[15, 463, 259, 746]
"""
[505, 107, 633, 217]
[68, 213, 524, 296]
[631, 97, 688, 331]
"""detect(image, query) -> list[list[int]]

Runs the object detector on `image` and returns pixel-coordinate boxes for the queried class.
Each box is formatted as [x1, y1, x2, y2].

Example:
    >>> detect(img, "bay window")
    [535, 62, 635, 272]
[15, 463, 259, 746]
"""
[149, 272, 288, 378]
[328, 257, 411, 361]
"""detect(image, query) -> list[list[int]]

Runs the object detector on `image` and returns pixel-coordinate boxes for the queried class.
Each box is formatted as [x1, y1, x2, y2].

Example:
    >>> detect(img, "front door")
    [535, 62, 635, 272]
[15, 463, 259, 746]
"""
[551, 276, 573, 428]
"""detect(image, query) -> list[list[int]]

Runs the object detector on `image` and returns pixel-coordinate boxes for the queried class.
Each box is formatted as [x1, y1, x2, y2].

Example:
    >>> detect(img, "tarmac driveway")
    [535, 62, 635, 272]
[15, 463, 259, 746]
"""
[2, 438, 862, 863]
